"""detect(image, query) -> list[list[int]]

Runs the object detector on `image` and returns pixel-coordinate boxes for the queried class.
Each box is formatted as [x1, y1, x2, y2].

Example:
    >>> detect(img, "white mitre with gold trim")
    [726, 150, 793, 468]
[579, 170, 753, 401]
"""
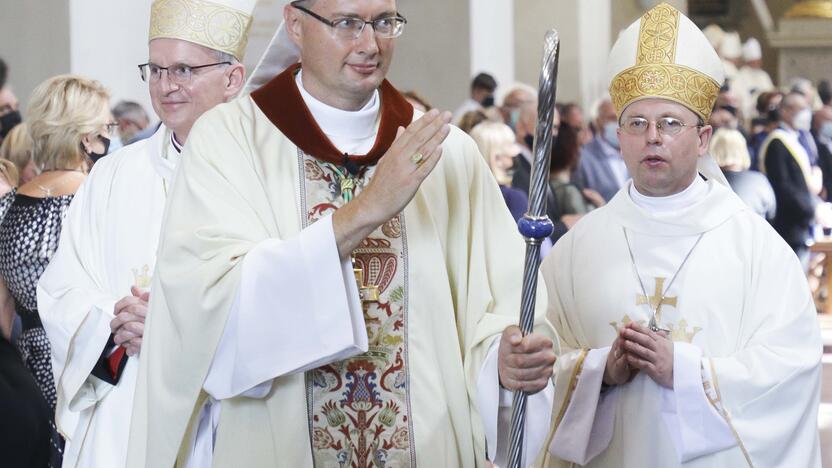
[149, 0, 257, 60]
[607, 2, 724, 122]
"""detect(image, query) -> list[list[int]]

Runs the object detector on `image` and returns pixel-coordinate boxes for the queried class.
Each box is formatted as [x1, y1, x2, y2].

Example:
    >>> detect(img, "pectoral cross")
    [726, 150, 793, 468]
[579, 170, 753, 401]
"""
[636, 277, 677, 324]
[353, 258, 379, 306]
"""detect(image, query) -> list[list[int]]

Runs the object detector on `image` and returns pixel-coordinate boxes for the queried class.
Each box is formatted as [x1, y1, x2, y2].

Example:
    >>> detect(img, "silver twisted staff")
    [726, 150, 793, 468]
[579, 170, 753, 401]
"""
[506, 29, 560, 468]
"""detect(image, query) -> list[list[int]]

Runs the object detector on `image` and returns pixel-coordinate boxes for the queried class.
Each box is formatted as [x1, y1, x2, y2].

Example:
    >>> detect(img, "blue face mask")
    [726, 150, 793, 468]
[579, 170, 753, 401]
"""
[602, 122, 620, 149]
[508, 109, 521, 132]
[821, 121, 832, 141]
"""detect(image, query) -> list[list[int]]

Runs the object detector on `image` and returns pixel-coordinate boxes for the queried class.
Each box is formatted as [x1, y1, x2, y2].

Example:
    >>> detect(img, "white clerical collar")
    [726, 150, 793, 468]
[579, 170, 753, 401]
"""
[628, 175, 708, 214]
[296, 71, 379, 141]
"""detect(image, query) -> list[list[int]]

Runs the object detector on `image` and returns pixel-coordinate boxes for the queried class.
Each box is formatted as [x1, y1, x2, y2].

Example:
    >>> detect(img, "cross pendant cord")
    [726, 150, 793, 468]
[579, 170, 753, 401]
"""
[622, 227, 704, 332]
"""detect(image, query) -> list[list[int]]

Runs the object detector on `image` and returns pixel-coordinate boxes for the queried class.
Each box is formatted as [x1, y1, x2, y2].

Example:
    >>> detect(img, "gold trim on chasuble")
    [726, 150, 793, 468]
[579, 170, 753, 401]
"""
[706, 360, 755, 467]
[299, 150, 415, 467]
[609, 2, 719, 120]
[149, 0, 252, 59]
[540, 349, 589, 468]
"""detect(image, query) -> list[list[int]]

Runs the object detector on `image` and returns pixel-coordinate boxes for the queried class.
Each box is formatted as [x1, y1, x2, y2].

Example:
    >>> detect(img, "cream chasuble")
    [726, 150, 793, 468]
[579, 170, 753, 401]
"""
[127, 69, 554, 468]
[37, 126, 178, 468]
[536, 178, 822, 468]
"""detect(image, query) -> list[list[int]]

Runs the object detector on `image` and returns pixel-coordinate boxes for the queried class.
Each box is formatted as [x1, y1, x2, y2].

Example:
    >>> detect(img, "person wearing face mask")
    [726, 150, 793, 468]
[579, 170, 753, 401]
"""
[758, 91, 830, 266]
[0, 74, 111, 468]
[574, 96, 629, 202]
[0, 100, 21, 144]
[452, 72, 497, 124]
[812, 106, 832, 199]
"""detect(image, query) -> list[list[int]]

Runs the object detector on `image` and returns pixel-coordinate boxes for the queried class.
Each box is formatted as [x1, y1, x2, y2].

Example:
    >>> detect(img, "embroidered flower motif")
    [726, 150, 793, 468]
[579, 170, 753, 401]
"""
[389, 426, 410, 450]
[322, 401, 346, 427]
[312, 427, 335, 450]
[378, 401, 400, 427]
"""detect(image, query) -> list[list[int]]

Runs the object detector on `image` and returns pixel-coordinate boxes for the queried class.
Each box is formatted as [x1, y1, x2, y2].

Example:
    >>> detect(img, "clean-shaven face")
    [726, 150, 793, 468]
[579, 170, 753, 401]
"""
[289, 0, 398, 110]
[147, 38, 235, 141]
[617, 98, 712, 197]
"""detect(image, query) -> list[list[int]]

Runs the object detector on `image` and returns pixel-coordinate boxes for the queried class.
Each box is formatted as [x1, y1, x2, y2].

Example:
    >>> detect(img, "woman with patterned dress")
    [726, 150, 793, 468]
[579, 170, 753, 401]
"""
[0, 75, 111, 468]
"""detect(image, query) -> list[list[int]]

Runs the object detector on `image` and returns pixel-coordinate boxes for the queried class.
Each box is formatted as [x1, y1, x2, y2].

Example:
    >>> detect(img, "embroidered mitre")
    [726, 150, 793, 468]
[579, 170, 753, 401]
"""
[149, 0, 256, 60]
[607, 2, 725, 121]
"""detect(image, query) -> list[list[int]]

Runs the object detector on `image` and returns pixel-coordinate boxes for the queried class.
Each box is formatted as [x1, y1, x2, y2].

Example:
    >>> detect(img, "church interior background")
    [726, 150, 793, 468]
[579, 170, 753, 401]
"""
[2, 0, 832, 464]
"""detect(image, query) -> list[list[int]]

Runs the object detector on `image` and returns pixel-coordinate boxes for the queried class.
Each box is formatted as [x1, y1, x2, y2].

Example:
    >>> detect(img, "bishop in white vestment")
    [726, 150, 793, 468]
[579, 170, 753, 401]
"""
[538, 4, 821, 468]
[38, 127, 177, 468]
[37, 0, 254, 466]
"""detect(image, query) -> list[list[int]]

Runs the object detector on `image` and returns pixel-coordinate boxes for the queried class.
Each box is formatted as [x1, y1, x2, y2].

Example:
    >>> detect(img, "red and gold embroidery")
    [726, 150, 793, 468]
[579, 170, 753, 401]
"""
[301, 152, 414, 467]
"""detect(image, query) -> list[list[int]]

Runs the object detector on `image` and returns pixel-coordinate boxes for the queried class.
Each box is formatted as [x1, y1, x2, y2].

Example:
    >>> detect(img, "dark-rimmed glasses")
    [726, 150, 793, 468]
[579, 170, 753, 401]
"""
[138, 62, 232, 84]
[620, 116, 702, 137]
[291, 1, 407, 40]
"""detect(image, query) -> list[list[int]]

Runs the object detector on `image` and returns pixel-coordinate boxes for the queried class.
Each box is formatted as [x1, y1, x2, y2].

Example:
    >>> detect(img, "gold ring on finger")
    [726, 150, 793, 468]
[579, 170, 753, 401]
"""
[410, 152, 425, 166]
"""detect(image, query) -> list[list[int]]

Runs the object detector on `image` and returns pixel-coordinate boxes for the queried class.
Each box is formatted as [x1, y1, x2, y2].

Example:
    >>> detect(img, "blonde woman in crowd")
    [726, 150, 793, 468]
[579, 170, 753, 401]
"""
[0, 74, 112, 468]
[0, 123, 36, 185]
[711, 127, 776, 220]
[469, 120, 529, 221]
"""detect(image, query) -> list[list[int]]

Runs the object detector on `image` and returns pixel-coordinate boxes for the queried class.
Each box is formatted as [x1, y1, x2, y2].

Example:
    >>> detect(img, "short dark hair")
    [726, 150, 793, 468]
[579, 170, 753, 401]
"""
[471, 73, 497, 93]
[0, 57, 7, 89]
[819, 80, 831, 106]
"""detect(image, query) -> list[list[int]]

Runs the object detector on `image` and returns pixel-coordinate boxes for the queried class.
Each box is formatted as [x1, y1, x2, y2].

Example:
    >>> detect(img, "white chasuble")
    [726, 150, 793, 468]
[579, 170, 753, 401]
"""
[537, 179, 822, 468]
[37, 126, 177, 468]
[127, 63, 555, 468]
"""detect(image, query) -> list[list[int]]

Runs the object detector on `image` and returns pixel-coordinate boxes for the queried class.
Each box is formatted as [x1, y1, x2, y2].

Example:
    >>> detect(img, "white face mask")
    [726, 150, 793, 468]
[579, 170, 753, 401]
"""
[793, 108, 812, 131]
[602, 122, 620, 149]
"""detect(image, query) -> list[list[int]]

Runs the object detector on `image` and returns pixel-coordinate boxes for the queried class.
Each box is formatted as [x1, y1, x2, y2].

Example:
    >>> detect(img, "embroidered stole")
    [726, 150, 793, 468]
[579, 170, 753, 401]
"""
[299, 151, 415, 467]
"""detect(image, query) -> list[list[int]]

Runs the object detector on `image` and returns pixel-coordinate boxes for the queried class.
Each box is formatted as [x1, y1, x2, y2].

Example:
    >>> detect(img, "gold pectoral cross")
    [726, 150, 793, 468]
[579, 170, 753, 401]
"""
[353, 258, 379, 306]
[636, 277, 677, 324]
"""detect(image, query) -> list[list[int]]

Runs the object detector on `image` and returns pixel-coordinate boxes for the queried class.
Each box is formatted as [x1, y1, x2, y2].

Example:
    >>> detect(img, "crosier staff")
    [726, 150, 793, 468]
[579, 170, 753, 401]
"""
[505, 29, 560, 468]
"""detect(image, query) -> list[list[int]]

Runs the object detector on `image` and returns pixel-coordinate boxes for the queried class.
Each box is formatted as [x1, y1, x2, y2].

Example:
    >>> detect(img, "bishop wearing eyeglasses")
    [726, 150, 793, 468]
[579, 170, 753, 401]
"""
[36, 1, 252, 467]
[537, 4, 821, 468]
[126, 0, 557, 467]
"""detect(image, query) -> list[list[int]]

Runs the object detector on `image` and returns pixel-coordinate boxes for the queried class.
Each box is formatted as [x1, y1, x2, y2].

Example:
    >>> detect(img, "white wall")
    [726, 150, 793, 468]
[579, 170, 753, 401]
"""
[69, 0, 154, 119]
[469, 0, 514, 100]
[0, 0, 70, 113]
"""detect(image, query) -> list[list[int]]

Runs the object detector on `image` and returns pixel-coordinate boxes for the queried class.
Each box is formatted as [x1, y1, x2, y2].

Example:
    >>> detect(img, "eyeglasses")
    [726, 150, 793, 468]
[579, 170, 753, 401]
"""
[291, 2, 407, 40]
[137, 61, 232, 84]
[105, 122, 119, 134]
[620, 116, 702, 137]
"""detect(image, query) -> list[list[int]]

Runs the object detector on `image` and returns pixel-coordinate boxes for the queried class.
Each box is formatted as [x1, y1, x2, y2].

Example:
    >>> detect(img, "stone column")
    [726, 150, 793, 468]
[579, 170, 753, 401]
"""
[515, 0, 612, 113]
[767, 1, 832, 87]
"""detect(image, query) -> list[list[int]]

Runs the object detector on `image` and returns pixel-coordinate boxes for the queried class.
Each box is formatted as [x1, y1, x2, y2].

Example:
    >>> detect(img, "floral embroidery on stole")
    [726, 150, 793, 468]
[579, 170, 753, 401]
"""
[299, 151, 416, 467]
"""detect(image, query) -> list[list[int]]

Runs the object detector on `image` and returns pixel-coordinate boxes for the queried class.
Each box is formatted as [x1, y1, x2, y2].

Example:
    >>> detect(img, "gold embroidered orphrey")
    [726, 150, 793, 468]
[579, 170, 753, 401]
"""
[609, 2, 720, 121]
[300, 152, 415, 467]
[149, 0, 253, 60]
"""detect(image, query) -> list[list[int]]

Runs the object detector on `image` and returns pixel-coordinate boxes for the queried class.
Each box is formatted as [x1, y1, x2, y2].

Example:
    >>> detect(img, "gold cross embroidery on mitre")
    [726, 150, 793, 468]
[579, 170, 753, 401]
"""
[636, 277, 677, 324]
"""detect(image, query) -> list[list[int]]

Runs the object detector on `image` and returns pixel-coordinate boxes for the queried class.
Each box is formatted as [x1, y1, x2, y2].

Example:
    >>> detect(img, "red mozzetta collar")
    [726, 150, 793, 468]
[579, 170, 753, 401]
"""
[250, 63, 414, 168]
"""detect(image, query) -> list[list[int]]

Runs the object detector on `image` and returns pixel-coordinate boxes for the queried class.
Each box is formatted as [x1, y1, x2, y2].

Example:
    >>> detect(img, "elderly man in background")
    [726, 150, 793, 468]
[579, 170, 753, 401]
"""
[574, 97, 628, 202]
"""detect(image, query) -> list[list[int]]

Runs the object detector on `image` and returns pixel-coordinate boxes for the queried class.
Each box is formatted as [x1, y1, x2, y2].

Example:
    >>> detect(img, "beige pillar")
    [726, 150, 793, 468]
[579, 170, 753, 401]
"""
[515, 0, 612, 113]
